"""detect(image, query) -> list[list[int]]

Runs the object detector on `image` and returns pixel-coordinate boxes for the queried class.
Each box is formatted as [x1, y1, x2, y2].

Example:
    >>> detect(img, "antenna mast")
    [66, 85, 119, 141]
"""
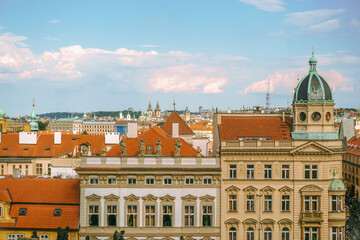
[266, 79, 271, 113]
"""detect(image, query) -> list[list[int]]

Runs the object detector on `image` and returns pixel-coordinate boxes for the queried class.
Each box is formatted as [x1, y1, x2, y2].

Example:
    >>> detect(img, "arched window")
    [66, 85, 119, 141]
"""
[264, 227, 272, 240]
[282, 227, 290, 240]
[229, 227, 237, 240]
[247, 227, 255, 240]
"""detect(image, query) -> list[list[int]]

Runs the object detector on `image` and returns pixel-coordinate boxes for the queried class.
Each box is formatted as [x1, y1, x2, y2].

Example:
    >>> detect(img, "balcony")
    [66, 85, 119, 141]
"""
[301, 212, 323, 223]
[222, 140, 293, 150]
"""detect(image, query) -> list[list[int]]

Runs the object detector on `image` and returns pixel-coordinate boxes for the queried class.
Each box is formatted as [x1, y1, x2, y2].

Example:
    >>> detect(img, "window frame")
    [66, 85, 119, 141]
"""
[163, 176, 172, 185]
[126, 205, 138, 227]
[264, 195, 272, 212]
[203, 176, 213, 185]
[88, 204, 99, 226]
[228, 194, 237, 212]
[185, 176, 195, 185]
[282, 195, 290, 211]
[247, 164, 255, 179]
[246, 195, 255, 212]
[144, 205, 156, 227]
[106, 205, 117, 227]
[145, 176, 155, 185]
[264, 165, 272, 179]
[229, 164, 237, 179]
[162, 205, 173, 227]
[202, 205, 213, 227]
[89, 176, 99, 185]
[127, 176, 137, 185]
[282, 164, 290, 179]
[184, 205, 195, 227]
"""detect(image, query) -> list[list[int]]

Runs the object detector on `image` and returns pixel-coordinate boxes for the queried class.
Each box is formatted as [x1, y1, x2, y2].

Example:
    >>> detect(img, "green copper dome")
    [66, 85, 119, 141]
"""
[293, 52, 333, 104]
[30, 103, 39, 131]
[0, 106, 5, 120]
[328, 170, 346, 191]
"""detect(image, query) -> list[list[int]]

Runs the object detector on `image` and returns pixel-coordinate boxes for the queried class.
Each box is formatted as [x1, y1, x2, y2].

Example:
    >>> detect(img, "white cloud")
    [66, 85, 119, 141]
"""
[49, 19, 60, 24]
[45, 37, 59, 41]
[148, 65, 228, 94]
[238, 0, 285, 12]
[284, 9, 345, 27]
[307, 18, 340, 32]
[0, 26, 4, 30]
[141, 45, 159, 48]
[240, 68, 353, 94]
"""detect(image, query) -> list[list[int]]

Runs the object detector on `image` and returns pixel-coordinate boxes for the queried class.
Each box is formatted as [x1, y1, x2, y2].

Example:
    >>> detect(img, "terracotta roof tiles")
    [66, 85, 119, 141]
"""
[161, 111, 194, 136]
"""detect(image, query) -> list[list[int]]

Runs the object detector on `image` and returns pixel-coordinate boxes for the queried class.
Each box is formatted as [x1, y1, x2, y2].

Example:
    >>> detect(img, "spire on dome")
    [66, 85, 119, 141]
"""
[309, 49, 317, 72]
[30, 99, 39, 131]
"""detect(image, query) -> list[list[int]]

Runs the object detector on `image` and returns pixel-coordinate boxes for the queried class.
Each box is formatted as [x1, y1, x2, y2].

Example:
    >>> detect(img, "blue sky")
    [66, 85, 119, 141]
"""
[0, 0, 359, 116]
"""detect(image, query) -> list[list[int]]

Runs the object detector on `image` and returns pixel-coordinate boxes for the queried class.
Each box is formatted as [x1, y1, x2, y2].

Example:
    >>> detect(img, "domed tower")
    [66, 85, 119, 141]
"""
[147, 101, 153, 118]
[29, 101, 39, 131]
[0, 105, 7, 133]
[292, 51, 338, 140]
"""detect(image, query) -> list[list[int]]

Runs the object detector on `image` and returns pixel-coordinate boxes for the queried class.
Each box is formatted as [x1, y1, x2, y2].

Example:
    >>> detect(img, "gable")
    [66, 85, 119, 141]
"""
[290, 141, 333, 154]
[161, 111, 194, 136]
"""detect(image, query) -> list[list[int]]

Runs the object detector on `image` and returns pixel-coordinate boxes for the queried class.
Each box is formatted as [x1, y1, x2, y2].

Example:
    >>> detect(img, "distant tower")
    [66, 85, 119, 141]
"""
[155, 101, 161, 119]
[185, 106, 190, 121]
[147, 101, 153, 118]
[266, 79, 271, 113]
[199, 106, 203, 113]
[0, 105, 6, 133]
[29, 99, 39, 131]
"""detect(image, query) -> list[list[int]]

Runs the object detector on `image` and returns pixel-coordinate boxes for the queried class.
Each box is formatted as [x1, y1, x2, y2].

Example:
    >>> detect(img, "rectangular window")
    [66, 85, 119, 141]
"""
[331, 227, 338, 240]
[282, 165, 290, 179]
[312, 165, 318, 179]
[229, 164, 237, 179]
[89, 177, 99, 185]
[89, 205, 99, 226]
[203, 177, 212, 185]
[331, 195, 338, 211]
[7, 234, 24, 240]
[305, 165, 311, 179]
[282, 195, 290, 211]
[202, 205, 212, 226]
[246, 195, 255, 211]
[229, 195, 237, 211]
[145, 177, 155, 185]
[311, 196, 318, 212]
[1, 164, 4, 175]
[264, 165, 272, 179]
[247, 165, 254, 179]
[184, 205, 195, 226]
[36, 163, 42, 176]
[40, 235, 49, 240]
[128, 176, 137, 184]
[162, 205, 172, 227]
[163, 177, 172, 185]
[145, 205, 155, 227]
[107, 177, 117, 184]
[107, 205, 117, 226]
[127, 205, 137, 227]
[47, 164, 51, 176]
[264, 195, 272, 211]
[25, 165, 28, 175]
[185, 177, 194, 185]
[0, 206, 3, 217]
[304, 227, 319, 240]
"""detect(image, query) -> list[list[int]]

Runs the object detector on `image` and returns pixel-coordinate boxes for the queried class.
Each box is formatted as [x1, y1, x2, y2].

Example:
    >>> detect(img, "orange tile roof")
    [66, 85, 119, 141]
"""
[0, 189, 12, 203]
[161, 111, 194, 136]
[8, 204, 79, 229]
[347, 136, 360, 156]
[107, 126, 199, 157]
[0, 179, 79, 204]
[218, 116, 292, 141]
[0, 133, 110, 157]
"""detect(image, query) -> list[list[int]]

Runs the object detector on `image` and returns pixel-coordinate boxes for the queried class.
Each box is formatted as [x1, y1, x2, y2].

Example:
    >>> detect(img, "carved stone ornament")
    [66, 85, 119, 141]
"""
[124, 194, 140, 201]
[216, 147, 220, 156]
[225, 185, 240, 194]
[185, 237, 195, 240]
[260, 186, 276, 195]
[155, 139, 163, 156]
[86, 194, 101, 201]
[279, 186, 293, 195]
[138, 138, 146, 156]
[290, 141, 333, 155]
[196, 146, 202, 156]
[201, 237, 214, 240]
[142, 194, 158, 201]
[261, 218, 275, 227]
[161, 237, 175, 240]
[174, 139, 182, 156]
[120, 139, 127, 156]
[278, 218, 293, 229]
[160, 194, 176, 202]
[199, 194, 215, 202]
[300, 185, 323, 193]
[104, 194, 120, 201]
[181, 194, 198, 202]
[243, 186, 258, 194]
[243, 218, 258, 225]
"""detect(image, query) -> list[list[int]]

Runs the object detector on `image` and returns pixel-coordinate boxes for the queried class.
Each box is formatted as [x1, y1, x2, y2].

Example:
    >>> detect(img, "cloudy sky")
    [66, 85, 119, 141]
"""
[0, 0, 359, 116]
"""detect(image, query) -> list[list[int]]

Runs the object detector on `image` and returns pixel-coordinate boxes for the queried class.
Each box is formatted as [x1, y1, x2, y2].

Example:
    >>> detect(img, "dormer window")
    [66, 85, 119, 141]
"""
[24, 147, 29, 150]
[146, 146, 153, 151]
[53, 209, 62, 216]
[19, 208, 27, 216]
[72, 137, 76, 140]
[3, 147, 8, 150]
[45, 147, 50, 150]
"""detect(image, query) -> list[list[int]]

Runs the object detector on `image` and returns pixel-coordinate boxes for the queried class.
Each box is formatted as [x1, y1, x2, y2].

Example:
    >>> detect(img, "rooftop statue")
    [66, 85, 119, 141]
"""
[120, 139, 127, 156]
[174, 139, 182, 156]
[155, 139, 163, 156]
[138, 138, 145, 156]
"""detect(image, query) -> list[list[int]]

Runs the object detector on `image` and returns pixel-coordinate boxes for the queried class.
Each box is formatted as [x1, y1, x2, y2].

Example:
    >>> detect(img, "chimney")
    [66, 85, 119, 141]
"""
[54, 132, 62, 145]
[19, 132, 38, 145]
[105, 132, 120, 144]
[127, 122, 138, 138]
[172, 123, 179, 138]
[282, 112, 285, 122]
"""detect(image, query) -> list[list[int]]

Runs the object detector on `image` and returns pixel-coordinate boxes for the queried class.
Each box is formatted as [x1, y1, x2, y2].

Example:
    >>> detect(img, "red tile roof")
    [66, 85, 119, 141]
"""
[0, 179, 79, 204]
[0, 179, 80, 230]
[0, 133, 110, 157]
[347, 136, 360, 156]
[0, 189, 12, 203]
[161, 111, 194, 136]
[218, 116, 292, 141]
[106, 126, 199, 157]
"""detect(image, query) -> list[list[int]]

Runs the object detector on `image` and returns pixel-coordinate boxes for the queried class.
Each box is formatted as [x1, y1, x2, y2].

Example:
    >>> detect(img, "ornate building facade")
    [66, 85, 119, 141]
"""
[213, 53, 346, 240]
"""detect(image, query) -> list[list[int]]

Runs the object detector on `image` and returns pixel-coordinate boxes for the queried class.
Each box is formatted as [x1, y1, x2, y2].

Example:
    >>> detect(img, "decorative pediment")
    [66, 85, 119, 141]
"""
[225, 185, 240, 194]
[260, 186, 276, 195]
[243, 185, 258, 194]
[225, 218, 241, 225]
[104, 194, 120, 201]
[124, 194, 140, 201]
[290, 141, 333, 155]
[261, 218, 275, 225]
[201, 237, 214, 240]
[243, 218, 257, 224]
[199, 194, 215, 202]
[279, 186, 293, 194]
[160, 194, 175, 202]
[300, 185, 323, 193]
[278, 218, 293, 226]
[161, 237, 175, 240]
[142, 194, 158, 201]
[86, 194, 101, 201]
[181, 194, 197, 202]
[185, 237, 195, 240]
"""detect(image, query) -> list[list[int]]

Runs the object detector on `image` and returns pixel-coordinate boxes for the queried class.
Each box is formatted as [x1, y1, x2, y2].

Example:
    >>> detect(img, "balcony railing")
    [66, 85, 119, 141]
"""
[301, 212, 323, 222]
[222, 140, 293, 149]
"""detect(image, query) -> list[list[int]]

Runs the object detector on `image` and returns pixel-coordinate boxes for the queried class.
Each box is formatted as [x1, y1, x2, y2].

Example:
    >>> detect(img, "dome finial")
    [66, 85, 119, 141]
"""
[32, 98, 35, 108]
[312, 47, 314, 57]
